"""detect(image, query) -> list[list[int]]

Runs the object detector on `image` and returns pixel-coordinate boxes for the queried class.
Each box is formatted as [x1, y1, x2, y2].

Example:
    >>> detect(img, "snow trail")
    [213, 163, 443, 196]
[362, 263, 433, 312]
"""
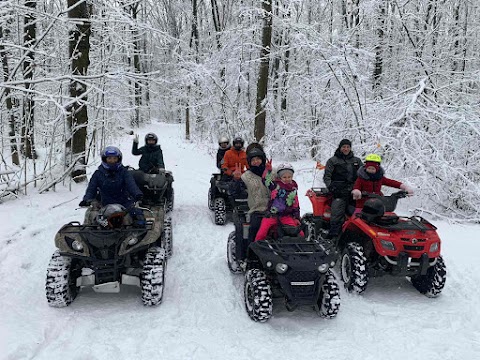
[1, 122, 479, 360]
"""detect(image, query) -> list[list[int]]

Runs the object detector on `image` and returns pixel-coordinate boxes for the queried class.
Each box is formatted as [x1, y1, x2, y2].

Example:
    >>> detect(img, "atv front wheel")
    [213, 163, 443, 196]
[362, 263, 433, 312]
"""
[317, 270, 341, 318]
[227, 231, 242, 274]
[141, 247, 166, 306]
[244, 269, 272, 322]
[410, 256, 446, 297]
[214, 197, 227, 225]
[162, 216, 173, 258]
[340, 242, 369, 294]
[45, 250, 80, 307]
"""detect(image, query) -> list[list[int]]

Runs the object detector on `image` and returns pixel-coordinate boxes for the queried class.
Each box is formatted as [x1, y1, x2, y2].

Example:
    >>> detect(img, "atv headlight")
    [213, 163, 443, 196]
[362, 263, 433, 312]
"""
[318, 264, 329, 273]
[126, 235, 139, 246]
[266, 261, 273, 268]
[429, 242, 439, 253]
[330, 261, 336, 267]
[72, 240, 84, 251]
[275, 263, 288, 274]
[380, 240, 395, 251]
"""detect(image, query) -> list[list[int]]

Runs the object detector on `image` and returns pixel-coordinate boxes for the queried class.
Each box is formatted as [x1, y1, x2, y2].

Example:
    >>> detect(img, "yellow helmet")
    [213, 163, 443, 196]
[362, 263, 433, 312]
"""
[365, 153, 382, 163]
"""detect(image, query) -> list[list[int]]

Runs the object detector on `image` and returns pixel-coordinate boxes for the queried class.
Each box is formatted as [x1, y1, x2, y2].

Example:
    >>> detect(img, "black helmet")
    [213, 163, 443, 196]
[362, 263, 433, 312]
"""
[247, 147, 266, 165]
[145, 133, 158, 144]
[232, 137, 244, 150]
[361, 198, 385, 222]
[246, 142, 264, 154]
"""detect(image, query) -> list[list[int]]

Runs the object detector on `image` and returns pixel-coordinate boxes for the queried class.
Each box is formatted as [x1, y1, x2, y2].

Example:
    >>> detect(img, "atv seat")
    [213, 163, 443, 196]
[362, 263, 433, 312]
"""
[372, 214, 400, 226]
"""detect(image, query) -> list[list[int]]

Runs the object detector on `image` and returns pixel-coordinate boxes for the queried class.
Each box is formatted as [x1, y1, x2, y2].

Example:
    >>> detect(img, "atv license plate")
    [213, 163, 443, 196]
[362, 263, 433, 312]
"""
[92, 281, 120, 293]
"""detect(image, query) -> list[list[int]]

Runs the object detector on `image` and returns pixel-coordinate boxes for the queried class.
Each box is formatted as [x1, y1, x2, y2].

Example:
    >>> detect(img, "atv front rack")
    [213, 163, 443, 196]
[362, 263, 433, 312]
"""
[59, 221, 153, 233]
[252, 238, 336, 261]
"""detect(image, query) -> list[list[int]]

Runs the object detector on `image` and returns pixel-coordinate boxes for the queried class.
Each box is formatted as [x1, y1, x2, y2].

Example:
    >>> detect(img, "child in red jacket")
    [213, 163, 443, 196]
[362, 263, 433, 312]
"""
[351, 154, 413, 209]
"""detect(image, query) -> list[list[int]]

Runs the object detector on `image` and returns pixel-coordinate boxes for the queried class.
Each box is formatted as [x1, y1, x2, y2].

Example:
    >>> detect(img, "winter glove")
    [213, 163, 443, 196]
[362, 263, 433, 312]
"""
[265, 159, 273, 172]
[351, 189, 362, 200]
[400, 184, 414, 196]
[79, 199, 92, 207]
[133, 134, 139, 143]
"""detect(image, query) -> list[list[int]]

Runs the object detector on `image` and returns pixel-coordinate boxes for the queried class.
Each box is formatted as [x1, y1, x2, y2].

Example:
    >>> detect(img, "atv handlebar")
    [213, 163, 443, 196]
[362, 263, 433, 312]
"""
[360, 190, 408, 199]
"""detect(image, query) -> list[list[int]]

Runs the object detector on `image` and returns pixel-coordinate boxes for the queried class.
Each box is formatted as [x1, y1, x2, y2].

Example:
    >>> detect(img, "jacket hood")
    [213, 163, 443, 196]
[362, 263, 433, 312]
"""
[357, 165, 384, 181]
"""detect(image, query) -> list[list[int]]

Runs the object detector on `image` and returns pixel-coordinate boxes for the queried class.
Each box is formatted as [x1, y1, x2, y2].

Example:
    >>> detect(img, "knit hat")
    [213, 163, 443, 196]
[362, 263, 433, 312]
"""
[247, 147, 266, 165]
[365, 161, 380, 171]
[339, 139, 352, 148]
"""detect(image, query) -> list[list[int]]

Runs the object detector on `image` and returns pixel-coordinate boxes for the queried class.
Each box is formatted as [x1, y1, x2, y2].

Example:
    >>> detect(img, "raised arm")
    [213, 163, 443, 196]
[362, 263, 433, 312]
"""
[132, 141, 143, 156]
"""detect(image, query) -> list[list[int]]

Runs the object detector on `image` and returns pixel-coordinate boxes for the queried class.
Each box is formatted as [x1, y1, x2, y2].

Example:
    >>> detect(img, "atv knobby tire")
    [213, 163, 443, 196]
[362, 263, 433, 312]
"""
[227, 231, 242, 274]
[166, 188, 174, 213]
[45, 250, 79, 307]
[317, 270, 341, 318]
[214, 197, 227, 225]
[208, 188, 214, 210]
[340, 242, 369, 294]
[141, 247, 166, 306]
[410, 256, 446, 297]
[244, 269, 273, 322]
[162, 216, 173, 258]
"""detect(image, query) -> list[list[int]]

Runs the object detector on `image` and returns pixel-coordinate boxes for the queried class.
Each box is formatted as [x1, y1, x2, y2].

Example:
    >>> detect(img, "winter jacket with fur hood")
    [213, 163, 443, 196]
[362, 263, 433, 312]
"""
[353, 166, 402, 208]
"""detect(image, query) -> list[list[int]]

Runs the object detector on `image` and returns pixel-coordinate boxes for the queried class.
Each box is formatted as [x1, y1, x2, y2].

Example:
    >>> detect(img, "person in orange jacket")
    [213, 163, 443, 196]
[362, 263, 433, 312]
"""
[221, 137, 248, 178]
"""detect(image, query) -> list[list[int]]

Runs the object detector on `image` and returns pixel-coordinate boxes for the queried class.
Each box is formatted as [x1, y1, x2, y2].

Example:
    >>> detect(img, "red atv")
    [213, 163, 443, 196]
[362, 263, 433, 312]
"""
[301, 188, 447, 297]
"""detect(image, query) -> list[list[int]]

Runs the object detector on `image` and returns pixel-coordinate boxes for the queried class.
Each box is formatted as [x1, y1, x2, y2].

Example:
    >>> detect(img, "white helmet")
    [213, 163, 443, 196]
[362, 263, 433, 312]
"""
[276, 163, 294, 176]
[218, 136, 229, 145]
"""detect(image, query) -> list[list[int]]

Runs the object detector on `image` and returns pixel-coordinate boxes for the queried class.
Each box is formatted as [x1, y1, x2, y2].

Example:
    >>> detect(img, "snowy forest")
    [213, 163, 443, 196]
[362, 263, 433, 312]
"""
[1, 0, 479, 218]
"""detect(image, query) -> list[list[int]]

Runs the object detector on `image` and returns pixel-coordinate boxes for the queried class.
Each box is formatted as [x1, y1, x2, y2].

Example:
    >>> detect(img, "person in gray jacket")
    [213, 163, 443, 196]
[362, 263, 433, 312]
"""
[323, 139, 363, 238]
[229, 146, 270, 261]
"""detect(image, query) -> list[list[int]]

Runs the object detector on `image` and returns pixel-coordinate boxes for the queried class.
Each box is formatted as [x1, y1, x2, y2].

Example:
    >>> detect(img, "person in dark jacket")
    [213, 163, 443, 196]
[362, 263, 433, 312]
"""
[216, 136, 231, 170]
[132, 133, 165, 173]
[79, 146, 144, 227]
[323, 139, 363, 238]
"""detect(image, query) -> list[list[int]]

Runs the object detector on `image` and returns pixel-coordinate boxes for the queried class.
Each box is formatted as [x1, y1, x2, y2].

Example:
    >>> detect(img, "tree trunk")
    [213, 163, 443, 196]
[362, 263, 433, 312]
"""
[21, 0, 37, 159]
[66, 0, 91, 182]
[254, 0, 273, 143]
[130, 1, 141, 127]
[0, 25, 20, 166]
[372, 0, 387, 93]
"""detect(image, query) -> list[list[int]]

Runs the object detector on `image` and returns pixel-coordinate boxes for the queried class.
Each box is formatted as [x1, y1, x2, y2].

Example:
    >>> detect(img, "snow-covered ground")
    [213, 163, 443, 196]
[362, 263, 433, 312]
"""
[1, 122, 479, 360]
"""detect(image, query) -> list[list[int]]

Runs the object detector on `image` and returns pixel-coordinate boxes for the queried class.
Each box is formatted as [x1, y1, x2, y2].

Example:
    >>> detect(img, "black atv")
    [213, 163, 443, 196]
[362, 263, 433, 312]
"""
[243, 224, 340, 322]
[208, 173, 235, 225]
[45, 204, 166, 307]
[131, 169, 173, 257]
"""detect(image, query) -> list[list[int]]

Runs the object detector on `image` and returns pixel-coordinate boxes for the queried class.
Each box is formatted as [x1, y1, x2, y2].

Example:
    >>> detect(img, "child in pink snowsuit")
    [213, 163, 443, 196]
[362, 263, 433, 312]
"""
[255, 162, 304, 241]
